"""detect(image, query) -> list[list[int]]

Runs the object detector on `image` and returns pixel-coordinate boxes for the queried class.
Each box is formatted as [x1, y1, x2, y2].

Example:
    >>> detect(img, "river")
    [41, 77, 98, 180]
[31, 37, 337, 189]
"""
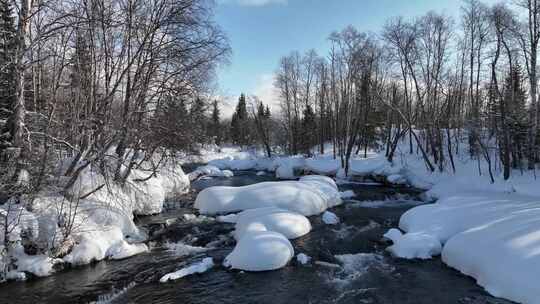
[0, 171, 513, 304]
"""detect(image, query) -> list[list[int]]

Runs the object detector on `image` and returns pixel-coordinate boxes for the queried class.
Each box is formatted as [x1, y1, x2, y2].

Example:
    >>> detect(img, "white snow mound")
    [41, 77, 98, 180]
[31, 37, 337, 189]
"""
[234, 207, 311, 240]
[224, 231, 294, 271]
[195, 175, 341, 216]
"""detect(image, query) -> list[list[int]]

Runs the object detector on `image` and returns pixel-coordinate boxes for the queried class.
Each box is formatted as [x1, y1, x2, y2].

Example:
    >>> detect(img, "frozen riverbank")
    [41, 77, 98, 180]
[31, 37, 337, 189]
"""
[198, 145, 540, 304]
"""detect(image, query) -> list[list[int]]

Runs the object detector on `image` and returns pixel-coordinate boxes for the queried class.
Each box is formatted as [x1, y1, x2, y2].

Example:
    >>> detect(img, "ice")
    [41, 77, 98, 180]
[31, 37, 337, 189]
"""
[159, 257, 214, 282]
[322, 211, 339, 225]
[296, 253, 311, 265]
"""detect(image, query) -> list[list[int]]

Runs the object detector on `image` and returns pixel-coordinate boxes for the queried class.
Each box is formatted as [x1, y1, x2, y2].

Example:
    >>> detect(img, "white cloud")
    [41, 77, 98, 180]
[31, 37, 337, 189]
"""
[216, 73, 281, 120]
[251, 73, 281, 114]
[218, 0, 287, 7]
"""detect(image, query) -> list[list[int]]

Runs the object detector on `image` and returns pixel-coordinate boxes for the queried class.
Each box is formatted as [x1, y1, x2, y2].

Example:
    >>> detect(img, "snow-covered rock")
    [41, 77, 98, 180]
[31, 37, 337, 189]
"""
[224, 231, 294, 271]
[188, 165, 234, 181]
[296, 253, 311, 265]
[107, 242, 149, 260]
[195, 176, 341, 216]
[322, 211, 339, 225]
[234, 207, 311, 240]
[12, 245, 61, 278]
[160, 257, 214, 282]
[384, 229, 441, 259]
[340, 190, 355, 199]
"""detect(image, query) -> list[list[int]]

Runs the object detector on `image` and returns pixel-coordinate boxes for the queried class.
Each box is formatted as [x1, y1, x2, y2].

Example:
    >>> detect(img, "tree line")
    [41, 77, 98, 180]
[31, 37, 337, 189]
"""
[271, 0, 540, 180]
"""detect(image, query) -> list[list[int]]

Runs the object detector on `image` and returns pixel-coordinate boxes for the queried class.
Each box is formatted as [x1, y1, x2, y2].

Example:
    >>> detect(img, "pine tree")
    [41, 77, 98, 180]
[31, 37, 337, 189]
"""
[210, 100, 221, 145]
[503, 65, 528, 169]
[190, 97, 208, 144]
[230, 94, 249, 146]
[301, 104, 317, 156]
[0, 0, 15, 122]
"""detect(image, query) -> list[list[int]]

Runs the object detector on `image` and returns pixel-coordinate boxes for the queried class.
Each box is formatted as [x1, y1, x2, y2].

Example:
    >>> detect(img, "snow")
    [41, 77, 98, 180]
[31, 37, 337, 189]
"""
[339, 190, 355, 199]
[12, 245, 61, 278]
[305, 157, 340, 175]
[190, 143, 540, 303]
[208, 158, 257, 171]
[274, 157, 306, 179]
[322, 211, 339, 225]
[188, 165, 234, 181]
[392, 192, 540, 303]
[165, 242, 208, 256]
[159, 257, 214, 283]
[296, 253, 311, 265]
[107, 241, 149, 260]
[223, 231, 294, 271]
[195, 176, 341, 216]
[384, 229, 441, 259]
[234, 207, 311, 240]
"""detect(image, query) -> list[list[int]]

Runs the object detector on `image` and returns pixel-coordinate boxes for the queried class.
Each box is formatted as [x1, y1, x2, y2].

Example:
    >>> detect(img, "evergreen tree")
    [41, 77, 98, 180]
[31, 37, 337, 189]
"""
[300, 104, 317, 156]
[0, 0, 15, 122]
[210, 100, 221, 145]
[230, 94, 249, 146]
[503, 65, 528, 168]
[190, 97, 208, 144]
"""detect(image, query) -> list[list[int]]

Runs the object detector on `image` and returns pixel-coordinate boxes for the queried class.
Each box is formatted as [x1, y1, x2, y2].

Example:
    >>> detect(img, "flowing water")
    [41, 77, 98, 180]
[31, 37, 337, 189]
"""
[0, 171, 513, 304]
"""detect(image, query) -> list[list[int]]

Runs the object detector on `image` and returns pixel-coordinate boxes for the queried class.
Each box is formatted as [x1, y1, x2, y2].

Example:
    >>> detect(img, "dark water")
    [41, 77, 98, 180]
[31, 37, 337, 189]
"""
[0, 171, 513, 304]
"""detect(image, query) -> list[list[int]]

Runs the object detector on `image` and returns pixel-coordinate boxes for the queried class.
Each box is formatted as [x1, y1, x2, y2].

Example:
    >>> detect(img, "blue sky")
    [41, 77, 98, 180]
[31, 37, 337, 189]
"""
[213, 0, 496, 116]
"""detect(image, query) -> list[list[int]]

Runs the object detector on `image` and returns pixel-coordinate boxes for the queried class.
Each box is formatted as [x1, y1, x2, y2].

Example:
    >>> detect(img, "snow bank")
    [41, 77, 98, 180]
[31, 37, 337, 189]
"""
[388, 193, 540, 303]
[224, 231, 294, 271]
[208, 157, 257, 171]
[12, 245, 61, 278]
[107, 242, 148, 260]
[160, 257, 214, 283]
[274, 157, 305, 179]
[305, 157, 340, 175]
[188, 165, 234, 181]
[195, 176, 341, 216]
[234, 207, 311, 240]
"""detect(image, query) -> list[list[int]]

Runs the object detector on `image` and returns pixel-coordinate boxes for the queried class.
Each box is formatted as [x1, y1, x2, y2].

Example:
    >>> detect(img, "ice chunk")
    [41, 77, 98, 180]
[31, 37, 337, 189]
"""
[296, 253, 311, 265]
[160, 257, 214, 282]
[322, 211, 339, 225]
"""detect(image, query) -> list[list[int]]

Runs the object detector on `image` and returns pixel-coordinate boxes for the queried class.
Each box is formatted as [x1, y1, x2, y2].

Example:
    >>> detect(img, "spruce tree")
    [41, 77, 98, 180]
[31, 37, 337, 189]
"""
[190, 97, 208, 144]
[210, 100, 221, 145]
[230, 94, 249, 146]
[301, 104, 316, 156]
[0, 0, 15, 122]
